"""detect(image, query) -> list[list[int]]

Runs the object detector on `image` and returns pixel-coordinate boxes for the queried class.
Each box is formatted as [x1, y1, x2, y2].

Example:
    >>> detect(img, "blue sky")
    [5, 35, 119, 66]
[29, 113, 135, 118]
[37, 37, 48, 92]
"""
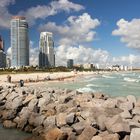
[1, 0, 140, 67]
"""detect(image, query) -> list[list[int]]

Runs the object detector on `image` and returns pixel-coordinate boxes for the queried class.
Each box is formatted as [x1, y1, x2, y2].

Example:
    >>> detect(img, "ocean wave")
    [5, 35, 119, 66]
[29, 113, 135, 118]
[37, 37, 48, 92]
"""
[86, 84, 98, 87]
[124, 77, 139, 83]
[76, 87, 95, 93]
[85, 77, 98, 82]
[102, 75, 116, 79]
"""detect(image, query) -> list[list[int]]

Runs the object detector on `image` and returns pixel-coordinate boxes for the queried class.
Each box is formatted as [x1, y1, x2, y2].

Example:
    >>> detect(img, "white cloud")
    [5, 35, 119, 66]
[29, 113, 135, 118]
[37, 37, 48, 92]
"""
[0, 0, 84, 28]
[39, 13, 100, 45]
[0, 0, 15, 29]
[55, 45, 110, 66]
[18, 0, 84, 25]
[29, 41, 39, 66]
[112, 54, 140, 66]
[112, 18, 140, 49]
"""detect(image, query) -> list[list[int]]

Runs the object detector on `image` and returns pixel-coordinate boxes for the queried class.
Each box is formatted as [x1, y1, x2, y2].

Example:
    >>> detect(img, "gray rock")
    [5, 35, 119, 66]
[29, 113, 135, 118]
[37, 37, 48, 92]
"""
[28, 113, 45, 127]
[120, 110, 132, 119]
[103, 98, 118, 108]
[123, 135, 130, 140]
[104, 115, 130, 133]
[28, 98, 38, 111]
[77, 125, 97, 140]
[130, 128, 140, 140]
[103, 133, 119, 140]
[127, 95, 136, 106]
[72, 121, 86, 135]
[118, 101, 134, 111]
[56, 113, 67, 127]
[3, 120, 17, 128]
[0, 91, 9, 101]
[96, 114, 106, 131]
[91, 136, 103, 140]
[132, 107, 140, 115]
[66, 113, 75, 125]
[5, 95, 23, 110]
[43, 115, 56, 128]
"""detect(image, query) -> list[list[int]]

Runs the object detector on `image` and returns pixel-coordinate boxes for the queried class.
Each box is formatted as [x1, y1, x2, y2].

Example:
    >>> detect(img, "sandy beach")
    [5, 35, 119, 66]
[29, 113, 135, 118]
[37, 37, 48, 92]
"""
[0, 71, 98, 86]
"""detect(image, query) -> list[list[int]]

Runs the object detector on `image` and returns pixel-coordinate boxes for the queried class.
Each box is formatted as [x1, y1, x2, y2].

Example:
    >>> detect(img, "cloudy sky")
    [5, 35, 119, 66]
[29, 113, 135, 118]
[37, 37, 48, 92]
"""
[1, 0, 140, 67]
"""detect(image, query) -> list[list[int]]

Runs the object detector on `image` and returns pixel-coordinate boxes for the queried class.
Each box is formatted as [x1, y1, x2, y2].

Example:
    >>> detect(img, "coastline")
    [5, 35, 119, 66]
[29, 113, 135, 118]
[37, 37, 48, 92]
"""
[0, 83, 140, 140]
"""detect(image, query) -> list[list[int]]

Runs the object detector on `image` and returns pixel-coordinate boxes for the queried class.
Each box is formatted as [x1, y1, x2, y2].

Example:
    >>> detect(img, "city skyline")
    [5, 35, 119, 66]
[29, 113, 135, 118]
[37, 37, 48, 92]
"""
[1, 0, 140, 67]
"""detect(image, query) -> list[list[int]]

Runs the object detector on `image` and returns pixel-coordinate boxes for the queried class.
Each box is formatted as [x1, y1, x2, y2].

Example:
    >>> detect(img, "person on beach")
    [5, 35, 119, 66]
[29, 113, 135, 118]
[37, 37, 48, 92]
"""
[7, 75, 11, 83]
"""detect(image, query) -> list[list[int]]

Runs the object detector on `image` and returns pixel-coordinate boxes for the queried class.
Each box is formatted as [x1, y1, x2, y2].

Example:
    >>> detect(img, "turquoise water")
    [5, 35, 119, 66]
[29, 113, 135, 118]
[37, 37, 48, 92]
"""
[48, 71, 140, 97]
[0, 124, 31, 140]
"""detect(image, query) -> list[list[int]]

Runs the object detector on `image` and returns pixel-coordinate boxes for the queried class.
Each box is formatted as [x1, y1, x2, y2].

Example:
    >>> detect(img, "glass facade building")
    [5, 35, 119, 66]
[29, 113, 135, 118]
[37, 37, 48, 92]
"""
[39, 32, 55, 67]
[67, 59, 74, 68]
[11, 16, 29, 67]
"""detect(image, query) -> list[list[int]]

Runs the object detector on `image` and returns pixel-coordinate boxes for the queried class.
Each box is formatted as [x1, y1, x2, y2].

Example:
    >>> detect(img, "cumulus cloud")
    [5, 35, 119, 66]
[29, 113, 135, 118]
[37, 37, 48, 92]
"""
[0, 0, 15, 29]
[55, 45, 110, 66]
[112, 54, 140, 66]
[0, 0, 84, 28]
[39, 13, 100, 45]
[29, 41, 39, 66]
[112, 18, 140, 49]
[18, 0, 84, 25]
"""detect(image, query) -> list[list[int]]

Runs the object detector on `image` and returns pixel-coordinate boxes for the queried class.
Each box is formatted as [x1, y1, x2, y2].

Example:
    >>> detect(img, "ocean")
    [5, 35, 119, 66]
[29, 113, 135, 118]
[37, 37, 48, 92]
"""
[48, 71, 140, 97]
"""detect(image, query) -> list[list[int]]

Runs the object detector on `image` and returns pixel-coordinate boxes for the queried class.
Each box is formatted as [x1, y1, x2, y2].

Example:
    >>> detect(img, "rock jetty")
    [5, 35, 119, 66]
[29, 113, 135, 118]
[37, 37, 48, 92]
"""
[0, 85, 140, 140]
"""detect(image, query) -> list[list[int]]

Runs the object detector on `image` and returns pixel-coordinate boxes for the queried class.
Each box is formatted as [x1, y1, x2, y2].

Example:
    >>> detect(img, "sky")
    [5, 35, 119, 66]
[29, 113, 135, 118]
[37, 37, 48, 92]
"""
[1, 0, 140, 67]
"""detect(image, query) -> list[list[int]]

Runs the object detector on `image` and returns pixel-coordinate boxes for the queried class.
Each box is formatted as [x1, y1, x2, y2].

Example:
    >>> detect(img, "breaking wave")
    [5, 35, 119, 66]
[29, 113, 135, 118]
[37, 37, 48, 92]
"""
[124, 77, 139, 83]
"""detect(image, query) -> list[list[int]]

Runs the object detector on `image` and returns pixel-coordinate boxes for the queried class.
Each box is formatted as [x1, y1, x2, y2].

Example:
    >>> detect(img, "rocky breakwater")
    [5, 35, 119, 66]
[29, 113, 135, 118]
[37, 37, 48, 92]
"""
[0, 85, 140, 140]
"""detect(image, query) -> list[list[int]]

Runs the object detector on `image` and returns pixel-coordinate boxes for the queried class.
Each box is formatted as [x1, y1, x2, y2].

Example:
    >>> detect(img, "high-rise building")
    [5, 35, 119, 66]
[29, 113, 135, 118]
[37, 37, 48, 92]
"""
[0, 35, 4, 51]
[0, 36, 6, 68]
[67, 59, 74, 69]
[11, 16, 29, 67]
[39, 32, 55, 67]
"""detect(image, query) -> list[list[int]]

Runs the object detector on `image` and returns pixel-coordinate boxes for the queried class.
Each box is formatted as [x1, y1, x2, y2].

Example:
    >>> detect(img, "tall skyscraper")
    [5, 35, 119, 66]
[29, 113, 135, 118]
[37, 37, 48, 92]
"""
[67, 59, 74, 69]
[0, 35, 4, 51]
[11, 16, 29, 67]
[0, 36, 6, 68]
[39, 32, 55, 67]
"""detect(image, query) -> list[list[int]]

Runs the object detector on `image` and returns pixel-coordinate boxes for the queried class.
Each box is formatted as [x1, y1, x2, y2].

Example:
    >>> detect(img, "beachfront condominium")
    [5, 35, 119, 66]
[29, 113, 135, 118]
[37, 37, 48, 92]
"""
[11, 16, 29, 67]
[67, 59, 74, 69]
[0, 36, 6, 68]
[39, 32, 55, 67]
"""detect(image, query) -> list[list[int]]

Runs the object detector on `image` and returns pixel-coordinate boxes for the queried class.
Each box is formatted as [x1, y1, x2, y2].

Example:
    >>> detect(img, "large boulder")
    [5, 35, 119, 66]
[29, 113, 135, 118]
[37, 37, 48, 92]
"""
[72, 121, 86, 135]
[127, 95, 136, 106]
[28, 113, 45, 127]
[103, 133, 119, 140]
[96, 114, 106, 131]
[91, 136, 103, 140]
[43, 127, 64, 140]
[132, 107, 140, 115]
[3, 120, 17, 128]
[43, 115, 56, 128]
[104, 115, 130, 133]
[77, 125, 97, 140]
[66, 113, 75, 125]
[130, 128, 140, 140]
[56, 113, 67, 127]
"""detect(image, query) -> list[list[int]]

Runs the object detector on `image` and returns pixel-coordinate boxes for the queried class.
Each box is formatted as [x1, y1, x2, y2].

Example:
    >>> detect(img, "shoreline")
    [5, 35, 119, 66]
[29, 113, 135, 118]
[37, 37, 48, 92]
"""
[0, 84, 140, 140]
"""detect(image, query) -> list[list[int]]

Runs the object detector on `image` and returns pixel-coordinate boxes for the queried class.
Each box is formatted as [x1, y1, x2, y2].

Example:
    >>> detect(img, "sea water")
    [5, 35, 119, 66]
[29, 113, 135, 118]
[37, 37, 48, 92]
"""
[48, 71, 140, 97]
[0, 124, 31, 140]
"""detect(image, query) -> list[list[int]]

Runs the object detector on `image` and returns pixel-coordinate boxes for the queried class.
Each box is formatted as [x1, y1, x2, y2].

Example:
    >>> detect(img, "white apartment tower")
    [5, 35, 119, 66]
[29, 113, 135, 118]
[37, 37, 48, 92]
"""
[11, 16, 29, 67]
[39, 32, 55, 67]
